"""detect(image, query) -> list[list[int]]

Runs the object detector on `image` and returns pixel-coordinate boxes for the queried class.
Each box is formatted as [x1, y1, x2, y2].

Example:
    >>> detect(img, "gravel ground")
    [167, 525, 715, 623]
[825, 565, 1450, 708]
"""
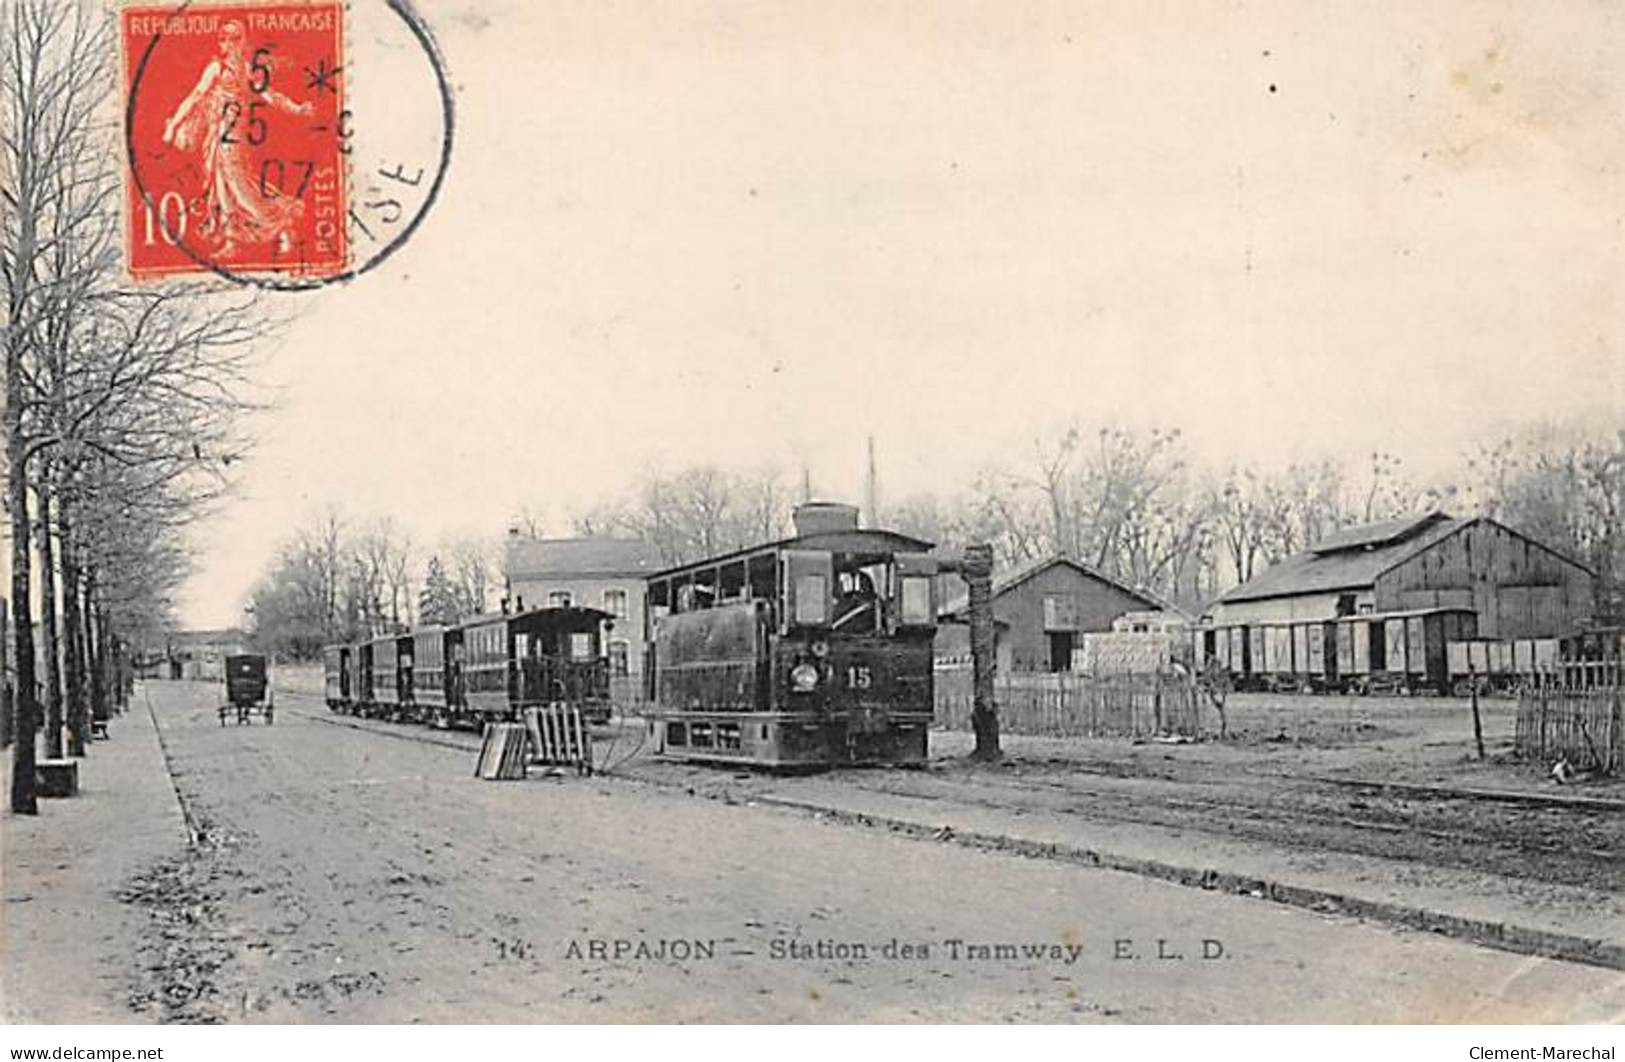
[100, 680, 1625, 1023]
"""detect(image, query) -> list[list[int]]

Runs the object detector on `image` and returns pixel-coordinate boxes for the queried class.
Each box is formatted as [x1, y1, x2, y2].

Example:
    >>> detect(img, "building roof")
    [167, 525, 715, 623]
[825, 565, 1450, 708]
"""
[1308, 512, 1448, 555]
[1219, 514, 1466, 605]
[939, 554, 1162, 620]
[506, 537, 664, 580]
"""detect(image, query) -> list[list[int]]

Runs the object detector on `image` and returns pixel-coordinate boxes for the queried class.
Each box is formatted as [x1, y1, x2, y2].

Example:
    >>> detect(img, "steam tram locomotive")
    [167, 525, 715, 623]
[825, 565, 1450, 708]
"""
[645, 502, 940, 768]
[322, 606, 614, 728]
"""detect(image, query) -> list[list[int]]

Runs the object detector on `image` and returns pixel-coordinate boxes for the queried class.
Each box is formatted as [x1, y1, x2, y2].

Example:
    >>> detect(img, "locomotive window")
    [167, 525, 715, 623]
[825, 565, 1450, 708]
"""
[570, 633, 593, 661]
[748, 554, 776, 601]
[900, 576, 933, 625]
[720, 561, 747, 600]
[794, 574, 829, 625]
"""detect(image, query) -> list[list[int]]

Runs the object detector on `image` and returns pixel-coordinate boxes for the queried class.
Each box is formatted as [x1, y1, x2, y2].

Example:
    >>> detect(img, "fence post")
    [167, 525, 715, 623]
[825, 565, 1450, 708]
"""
[1469, 660, 1485, 761]
[1605, 685, 1618, 779]
[1538, 683, 1548, 762]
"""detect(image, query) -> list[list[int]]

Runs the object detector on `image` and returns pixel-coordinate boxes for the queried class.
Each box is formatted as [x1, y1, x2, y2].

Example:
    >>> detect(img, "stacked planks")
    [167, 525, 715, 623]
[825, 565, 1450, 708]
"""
[475, 722, 530, 780]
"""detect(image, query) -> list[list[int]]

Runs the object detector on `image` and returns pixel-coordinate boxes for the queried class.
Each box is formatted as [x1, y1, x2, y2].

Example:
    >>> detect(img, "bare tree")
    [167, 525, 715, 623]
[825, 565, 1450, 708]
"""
[3, 0, 113, 812]
[447, 536, 497, 618]
[4, 0, 268, 807]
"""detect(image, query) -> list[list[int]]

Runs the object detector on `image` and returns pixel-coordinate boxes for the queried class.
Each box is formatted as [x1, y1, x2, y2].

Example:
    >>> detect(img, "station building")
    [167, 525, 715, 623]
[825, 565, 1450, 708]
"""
[503, 535, 663, 700]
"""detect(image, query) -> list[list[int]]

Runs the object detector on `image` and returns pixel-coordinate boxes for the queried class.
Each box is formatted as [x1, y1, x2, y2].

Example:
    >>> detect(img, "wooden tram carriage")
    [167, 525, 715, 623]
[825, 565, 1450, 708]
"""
[644, 503, 939, 768]
[460, 607, 613, 725]
[321, 607, 613, 728]
[410, 625, 461, 727]
[1196, 607, 1478, 695]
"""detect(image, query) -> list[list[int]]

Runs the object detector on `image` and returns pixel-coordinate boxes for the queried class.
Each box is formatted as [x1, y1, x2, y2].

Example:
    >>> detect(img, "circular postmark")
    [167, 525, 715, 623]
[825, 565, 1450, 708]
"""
[123, 0, 454, 290]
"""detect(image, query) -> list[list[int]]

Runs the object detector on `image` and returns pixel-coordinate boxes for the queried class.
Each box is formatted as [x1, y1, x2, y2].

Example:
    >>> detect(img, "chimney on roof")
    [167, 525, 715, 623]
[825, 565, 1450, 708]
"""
[793, 501, 860, 537]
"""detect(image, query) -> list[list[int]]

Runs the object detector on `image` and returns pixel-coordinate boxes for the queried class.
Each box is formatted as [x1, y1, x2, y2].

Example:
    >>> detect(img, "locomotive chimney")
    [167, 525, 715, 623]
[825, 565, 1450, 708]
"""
[793, 501, 860, 537]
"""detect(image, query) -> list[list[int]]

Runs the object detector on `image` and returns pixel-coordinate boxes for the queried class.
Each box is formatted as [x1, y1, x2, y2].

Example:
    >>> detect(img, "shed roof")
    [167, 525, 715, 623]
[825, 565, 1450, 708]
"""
[1308, 512, 1450, 554]
[1219, 515, 1467, 604]
[939, 554, 1162, 620]
[506, 537, 664, 579]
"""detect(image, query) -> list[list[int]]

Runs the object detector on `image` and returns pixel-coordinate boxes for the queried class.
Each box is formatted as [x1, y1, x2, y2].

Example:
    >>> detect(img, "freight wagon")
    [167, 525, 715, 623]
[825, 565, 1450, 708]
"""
[1196, 607, 1477, 695]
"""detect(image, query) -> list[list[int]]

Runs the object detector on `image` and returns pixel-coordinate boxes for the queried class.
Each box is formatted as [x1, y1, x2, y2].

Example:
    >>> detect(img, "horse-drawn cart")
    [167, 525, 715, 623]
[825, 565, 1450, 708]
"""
[220, 654, 274, 725]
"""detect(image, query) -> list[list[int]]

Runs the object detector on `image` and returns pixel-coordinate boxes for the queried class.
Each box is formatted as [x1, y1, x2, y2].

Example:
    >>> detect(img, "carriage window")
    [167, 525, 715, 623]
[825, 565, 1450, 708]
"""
[900, 576, 932, 625]
[794, 574, 829, 625]
[570, 633, 593, 661]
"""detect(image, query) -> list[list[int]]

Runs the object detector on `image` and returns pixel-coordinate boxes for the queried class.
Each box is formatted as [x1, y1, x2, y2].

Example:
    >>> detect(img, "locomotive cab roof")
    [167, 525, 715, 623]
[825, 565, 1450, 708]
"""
[649, 528, 935, 581]
[462, 605, 614, 629]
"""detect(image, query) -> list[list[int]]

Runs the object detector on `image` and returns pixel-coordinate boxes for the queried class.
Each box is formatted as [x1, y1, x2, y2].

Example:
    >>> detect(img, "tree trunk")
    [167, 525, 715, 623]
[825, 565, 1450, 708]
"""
[91, 599, 110, 724]
[7, 357, 39, 813]
[36, 464, 63, 759]
[61, 519, 87, 758]
[85, 568, 107, 734]
[964, 543, 1001, 762]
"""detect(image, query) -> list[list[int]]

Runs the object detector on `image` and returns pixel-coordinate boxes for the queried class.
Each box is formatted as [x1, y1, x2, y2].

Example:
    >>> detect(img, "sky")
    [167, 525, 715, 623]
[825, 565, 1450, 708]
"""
[177, 0, 1624, 628]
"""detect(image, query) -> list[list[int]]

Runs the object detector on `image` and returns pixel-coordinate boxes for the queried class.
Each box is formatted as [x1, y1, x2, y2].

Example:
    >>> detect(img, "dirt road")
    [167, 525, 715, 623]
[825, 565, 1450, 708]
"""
[122, 680, 1621, 1023]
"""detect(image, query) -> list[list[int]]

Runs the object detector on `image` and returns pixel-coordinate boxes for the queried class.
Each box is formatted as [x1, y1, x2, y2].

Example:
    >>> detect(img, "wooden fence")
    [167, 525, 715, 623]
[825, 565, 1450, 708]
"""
[1515, 686, 1623, 774]
[934, 668, 1202, 739]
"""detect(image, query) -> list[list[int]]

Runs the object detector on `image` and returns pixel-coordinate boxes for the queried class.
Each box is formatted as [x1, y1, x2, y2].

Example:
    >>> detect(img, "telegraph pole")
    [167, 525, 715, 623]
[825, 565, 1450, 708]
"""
[940, 544, 999, 761]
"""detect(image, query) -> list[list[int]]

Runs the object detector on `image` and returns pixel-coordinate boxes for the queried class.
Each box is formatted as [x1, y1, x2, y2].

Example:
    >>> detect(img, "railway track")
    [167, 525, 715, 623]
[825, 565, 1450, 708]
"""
[832, 762, 1621, 891]
[283, 695, 1620, 891]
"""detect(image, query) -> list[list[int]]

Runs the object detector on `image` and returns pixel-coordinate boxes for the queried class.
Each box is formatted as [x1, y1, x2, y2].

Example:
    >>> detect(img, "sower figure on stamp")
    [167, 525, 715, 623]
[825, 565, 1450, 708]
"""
[161, 19, 312, 257]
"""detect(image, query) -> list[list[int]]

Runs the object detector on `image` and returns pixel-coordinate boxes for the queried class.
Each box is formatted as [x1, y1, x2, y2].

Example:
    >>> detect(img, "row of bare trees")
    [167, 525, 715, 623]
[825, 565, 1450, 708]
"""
[3, 1, 266, 812]
[245, 511, 498, 659]
[547, 425, 1621, 622]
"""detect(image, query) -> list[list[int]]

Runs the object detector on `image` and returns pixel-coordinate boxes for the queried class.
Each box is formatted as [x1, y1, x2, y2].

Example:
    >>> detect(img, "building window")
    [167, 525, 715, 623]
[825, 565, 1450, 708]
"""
[609, 639, 630, 677]
[603, 588, 628, 618]
[1043, 594, 1077, 631]
[548, 591, 572, 608]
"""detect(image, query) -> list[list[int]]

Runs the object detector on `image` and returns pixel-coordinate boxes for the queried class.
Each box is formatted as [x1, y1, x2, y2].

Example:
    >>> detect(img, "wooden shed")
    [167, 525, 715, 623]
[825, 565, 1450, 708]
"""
[937, 555, 1168, 672]
[1210, 514, 1594, 640]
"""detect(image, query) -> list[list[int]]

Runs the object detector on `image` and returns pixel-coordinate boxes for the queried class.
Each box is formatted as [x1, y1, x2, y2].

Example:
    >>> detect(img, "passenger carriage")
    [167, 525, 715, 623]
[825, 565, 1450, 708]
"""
[644, 502, 939, 769]
[365, 633, 413, 720]
[410, 625, 463, 727]
[460, 606, 613, 727]
[322, 643, 353, 712]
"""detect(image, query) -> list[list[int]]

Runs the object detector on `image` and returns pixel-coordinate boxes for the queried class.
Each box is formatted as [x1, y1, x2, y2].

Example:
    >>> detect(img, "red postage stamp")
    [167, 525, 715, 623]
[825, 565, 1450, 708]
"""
[123, 2, 348, 280]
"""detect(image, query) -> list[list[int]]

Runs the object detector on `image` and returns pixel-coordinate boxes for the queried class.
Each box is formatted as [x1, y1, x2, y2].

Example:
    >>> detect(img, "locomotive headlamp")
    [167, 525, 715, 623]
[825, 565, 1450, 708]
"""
[810, 641, 830, 658]
[790, 662, 820, 692]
